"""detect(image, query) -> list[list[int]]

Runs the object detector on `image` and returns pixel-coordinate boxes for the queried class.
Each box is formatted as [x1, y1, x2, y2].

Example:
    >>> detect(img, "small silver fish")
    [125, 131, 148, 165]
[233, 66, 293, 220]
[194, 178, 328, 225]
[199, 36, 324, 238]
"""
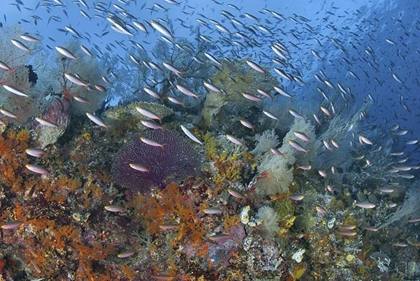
[86, 113, 107, 129]
[136, 107, 162, 123]
[140, 136, 165, 149]
[117, 250, 136, 258]
[316, 206, 327, 214]
[288, 140, 309, 154]
[227, 188, 245, 199]
[239, 119, 254, 131]
[289, 109, 304, 119]
[3, 85, 29, 97]
[263, 110, 278, 120]
[242, 92, 262, 102]
[73, 96, 90, 104]
[289, 194, 304, 201]
[355, 201, 375, 209]
[64, 73, 88, 87]
[35, 117, 58, 128]
[359, 135, 373, 145]
[203, 207, 223, 214]
[26, 148, 45, 158]
[105, 205, 125, 212]
[246, 60, 266, 74]
[129, 163, 149, 172]
[1, 220, 23, 229]
[270, 148, 286, 157]
[322, 139, 333, 151]
[140, 120, 164, 130]
[256, 89, 272, 99]
[26, 164, 49, 175]
[293, 131, 310, 142]
[162, 62, 182, 76]
[297, 165, 312, 170]
[318, 170, 327, 178]
[274, 86, 292, 99]
[0, 109, 17, 119]
[55, 46, 77, 60]
[167, 96, 184, 106]
[151, 20, 174, 40]
[204, 52, 222, 66]
[11, 39, 31, 52]
[203, 81, 222, 93]
[320, 106, 331, 117]
[20, 34, 41, 42]
[0, 61, 11, 71]
[180, 125, 203, 145]
[176, 84, 199, 99]
[226, 134, 243, 146]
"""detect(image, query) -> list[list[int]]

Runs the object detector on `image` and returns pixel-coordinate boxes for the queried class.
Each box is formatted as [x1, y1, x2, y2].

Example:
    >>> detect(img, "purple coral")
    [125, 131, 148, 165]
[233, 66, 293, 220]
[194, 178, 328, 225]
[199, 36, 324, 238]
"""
[112, 130, 201, 195]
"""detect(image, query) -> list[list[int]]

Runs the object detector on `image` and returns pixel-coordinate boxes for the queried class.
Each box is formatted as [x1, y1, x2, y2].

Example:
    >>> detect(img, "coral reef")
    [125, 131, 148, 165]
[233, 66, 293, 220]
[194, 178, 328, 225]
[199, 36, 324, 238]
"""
[0, 9, 418, 281]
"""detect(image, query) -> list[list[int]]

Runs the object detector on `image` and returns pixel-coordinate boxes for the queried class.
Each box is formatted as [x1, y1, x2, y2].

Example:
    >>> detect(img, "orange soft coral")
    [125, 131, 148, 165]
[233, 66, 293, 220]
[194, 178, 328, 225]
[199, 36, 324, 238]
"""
[0, 128, 31, 193]
[135, 182, 205, 244]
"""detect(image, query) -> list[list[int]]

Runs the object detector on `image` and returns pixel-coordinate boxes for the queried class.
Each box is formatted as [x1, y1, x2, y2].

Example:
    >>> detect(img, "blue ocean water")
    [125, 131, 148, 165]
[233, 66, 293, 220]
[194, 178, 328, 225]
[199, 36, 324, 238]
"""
[1, 0, 420, 280]
[3, 0, 418, 140]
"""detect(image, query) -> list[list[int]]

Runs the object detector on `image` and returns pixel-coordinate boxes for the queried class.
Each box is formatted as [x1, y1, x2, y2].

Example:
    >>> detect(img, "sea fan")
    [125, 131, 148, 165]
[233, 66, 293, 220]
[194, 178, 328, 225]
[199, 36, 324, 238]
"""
[112, 130, 201, 195]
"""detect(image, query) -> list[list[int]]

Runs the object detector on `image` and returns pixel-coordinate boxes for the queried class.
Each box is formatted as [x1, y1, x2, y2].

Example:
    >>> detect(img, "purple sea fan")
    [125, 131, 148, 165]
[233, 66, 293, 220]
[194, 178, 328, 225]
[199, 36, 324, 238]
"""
[112, 130, 202, 195]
